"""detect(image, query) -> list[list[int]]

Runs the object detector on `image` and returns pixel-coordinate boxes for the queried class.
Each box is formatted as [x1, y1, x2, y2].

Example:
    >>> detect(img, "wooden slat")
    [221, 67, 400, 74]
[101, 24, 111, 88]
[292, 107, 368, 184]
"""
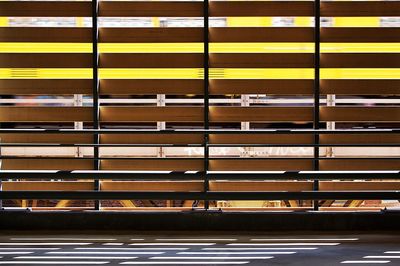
[0, 133, 92, 144]
[101, 181, 203, 191]
[99, 54, 203, 68]
[100, 159, 203, 171]
[100, 107, 203, 122]
[210, 181, 313, 191]
[209, 134, 314, 144]
[0, 107, 93, 122]
[210, 28, 314, 42]
[320, 181, 400, 191]
[320, 159, 400, 171]
[322, 28, 400, 43]
[320, 80, 400, 95]
[100, 28, 203, 43]
[0, 54, 92, 68]
[210, 53, 314, 68]
[320, 134, 400, 145]
[210, 1, 313, 17]
[1, 159, 93, 170]
[0, 28, 92, 43]
[210, 159, 313, 171]
[0, 79, 92, 95]
[2, 181, 94, 191]
[99, 79, 203, 95]
[99, 1, 202, 17]
[209, 107, 313, 122]
[320, 107, 400, 122]
[100, 134, 203, 144]
[321, 1, 400, 17]
[210, 79, 313, 95]
[321, 54, 400, 68]
[0, 1, 91, 17]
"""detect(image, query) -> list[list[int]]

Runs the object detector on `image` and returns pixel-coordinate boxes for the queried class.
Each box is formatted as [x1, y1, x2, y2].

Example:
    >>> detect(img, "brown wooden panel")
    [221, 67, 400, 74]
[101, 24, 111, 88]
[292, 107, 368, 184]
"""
[101, 159, 203, 171]
[100, 28, 203, 43]
[0, 107, 93, 122]
[210, 28, 314, 42]
[320, 181, 400, 191]
[321, 80, 400, 95]
[320, 134, 400, 145]
[210, 1, 313, 17]
[0, 79, 92, 95]
[210, 107, 313, 122]
[210, 53, 314, 68]
[0, 54, 92, 68]
[99, 1, 203, 17]
[2, 159, 93, 170]
[321, 1, 400, 17]
[210, 79, 313, 95]
[320, 159, 400, 171]
[100, 79, 203, 95]
[0, 28, 92, 43]
[321, 54, 400, 68]
[101, 181, 203, 191]
[99, 54, 203, 68]
[0, 1, 91, 17]
[0, 133, 92, 144]
[209, 134, 314, 144]
[322, 28, 400, 43]
[210, 181, 313, 191]
[3, 181, 94, 191]
[320, 107, 400, 122]
[100, 107, 203, 122]
[100, 134, 203, 144]
[210, 159, 313, 171]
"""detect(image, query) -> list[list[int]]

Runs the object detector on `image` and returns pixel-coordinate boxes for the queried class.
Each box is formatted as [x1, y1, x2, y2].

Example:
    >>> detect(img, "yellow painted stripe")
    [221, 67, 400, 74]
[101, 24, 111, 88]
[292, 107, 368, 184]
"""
[331, 17, 380, 27]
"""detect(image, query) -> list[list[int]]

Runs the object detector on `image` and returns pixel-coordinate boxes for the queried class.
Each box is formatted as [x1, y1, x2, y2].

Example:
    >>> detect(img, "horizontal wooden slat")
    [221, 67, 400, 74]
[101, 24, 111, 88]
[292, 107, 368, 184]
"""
[101, 181, 203, 191]
[99, 28, 203, 43]
[320, 80, 400, 95]
[321, 1, 400, 17]
[321, 54, 400, 68]
[100, 79, 203, 95]
[99, 54, 203, 68]
[0, 107, 93, 122]
[210, 27, 314, 42]
[210, 159, 313, 171]
[100, 134, 203, 144]
[3, 181, 94, 191]
[321, 28, 400, 43]
[210, 1, 313, 17]
[0, 133, 92, 144]
[209, 134, 314, 144]
[210, 79, 313, 95]
[100, 107, 203, 122]
[210, 181, 313, 191]
[99, 1, 203, 17]
[0, 1, 91, 17]
[320, 159, 400, 171]
[1, 159, 93, 170]
[320, 181, 400, 191]
[100, 159, 203, 171]
[209, 107, 313, 122]
[320, 134, 400, 145]
[0, 54, 92, 68]
[0, 79, 92, 95]
[0, 28, 92, 43]
[210, 53, 314, 68]
[320, 107, 400, 122]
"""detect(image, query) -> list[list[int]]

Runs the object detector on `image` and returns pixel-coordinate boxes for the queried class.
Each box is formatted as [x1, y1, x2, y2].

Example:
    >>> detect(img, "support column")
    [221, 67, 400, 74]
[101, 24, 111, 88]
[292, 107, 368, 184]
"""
[203, 0, 210, 210]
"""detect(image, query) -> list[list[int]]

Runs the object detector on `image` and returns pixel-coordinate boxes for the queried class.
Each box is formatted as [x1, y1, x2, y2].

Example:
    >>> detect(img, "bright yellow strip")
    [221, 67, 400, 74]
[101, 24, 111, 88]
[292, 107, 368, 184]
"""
[99, 43, 203, 53]
[0, 68, 92, 79]
[227, 17, 273, 27]
[212, 68, 314, 79]
[321, 69, 400, 79]
[211, 43, 315, 53]
[321, 43, 400, 53]
[0, 43, 92, 53]
[331, 17, 380, 27]
[99, 68, 204, 79]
